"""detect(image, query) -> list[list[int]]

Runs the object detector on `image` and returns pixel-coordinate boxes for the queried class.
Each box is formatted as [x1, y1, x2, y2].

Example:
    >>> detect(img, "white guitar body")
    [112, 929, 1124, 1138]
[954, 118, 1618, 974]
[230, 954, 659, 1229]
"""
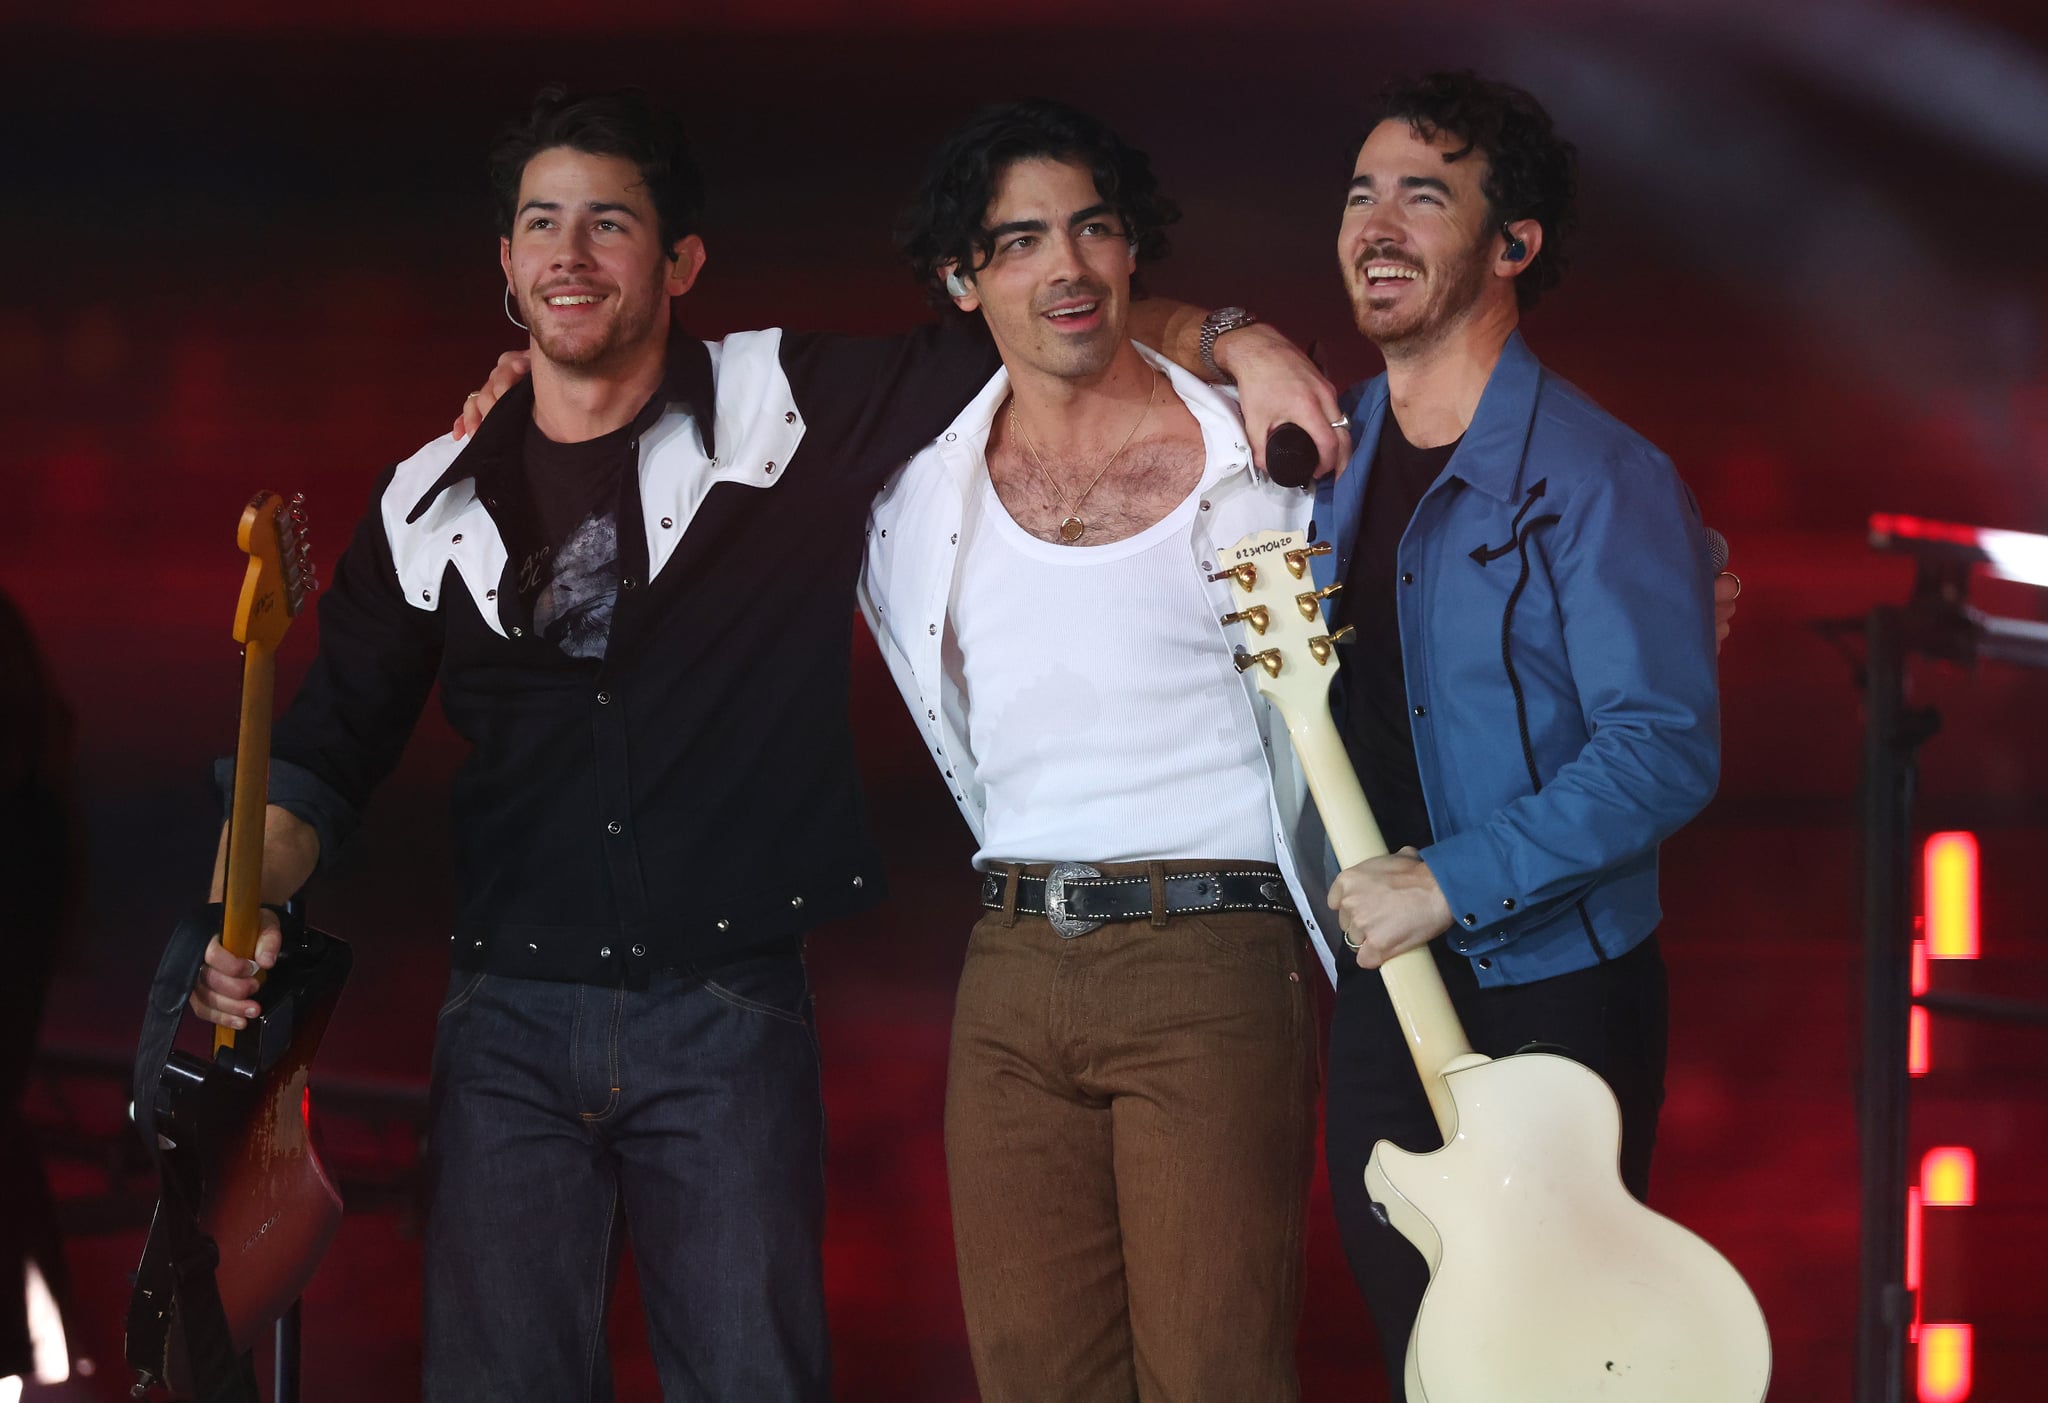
[1369, 1052, 1771, 1402]
[1213, 528, 1770, 1402]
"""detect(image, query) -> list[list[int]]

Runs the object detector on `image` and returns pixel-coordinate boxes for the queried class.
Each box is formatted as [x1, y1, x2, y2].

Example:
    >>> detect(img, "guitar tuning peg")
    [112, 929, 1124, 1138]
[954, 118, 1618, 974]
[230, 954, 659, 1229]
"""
[1283, 542, 1333, 579]
[1306, 625, 1355, 665]
[1220, 605, 1271, 635]
[1295, 583, 1342, 619]
[1233, 647, 1283, 678]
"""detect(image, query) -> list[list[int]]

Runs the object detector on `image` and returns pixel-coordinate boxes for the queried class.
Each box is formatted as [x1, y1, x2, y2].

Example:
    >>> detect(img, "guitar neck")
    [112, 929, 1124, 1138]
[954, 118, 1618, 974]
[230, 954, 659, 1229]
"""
[215, 638, 275, 1054]
[1281, 699, 1474, 1142]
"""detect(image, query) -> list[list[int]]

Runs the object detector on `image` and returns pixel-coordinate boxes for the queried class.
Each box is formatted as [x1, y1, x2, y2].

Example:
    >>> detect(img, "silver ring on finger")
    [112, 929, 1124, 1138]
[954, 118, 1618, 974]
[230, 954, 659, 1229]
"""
[1342, 928, 1363, 951]
[1330, 415, 1350, 429]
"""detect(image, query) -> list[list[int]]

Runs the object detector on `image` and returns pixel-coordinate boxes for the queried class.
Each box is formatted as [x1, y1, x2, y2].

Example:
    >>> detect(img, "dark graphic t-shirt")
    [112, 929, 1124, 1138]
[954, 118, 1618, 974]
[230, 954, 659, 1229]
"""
[523, 416, 637, 660]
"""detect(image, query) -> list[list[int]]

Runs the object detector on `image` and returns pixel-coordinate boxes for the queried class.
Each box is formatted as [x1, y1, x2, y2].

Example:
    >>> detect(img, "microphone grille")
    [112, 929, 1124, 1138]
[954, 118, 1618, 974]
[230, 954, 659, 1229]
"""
[1704, 526, 1730, 575]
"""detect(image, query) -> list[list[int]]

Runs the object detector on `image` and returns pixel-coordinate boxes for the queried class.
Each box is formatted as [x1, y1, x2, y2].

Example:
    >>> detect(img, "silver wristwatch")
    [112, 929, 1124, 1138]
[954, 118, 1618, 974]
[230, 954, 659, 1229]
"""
[1198, 306, 1258, 382]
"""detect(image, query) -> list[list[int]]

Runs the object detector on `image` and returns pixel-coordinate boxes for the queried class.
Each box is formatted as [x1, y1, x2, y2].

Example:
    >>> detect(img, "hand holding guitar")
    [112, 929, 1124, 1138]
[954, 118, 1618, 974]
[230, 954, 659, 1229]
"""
[1327, 845, 1453, 970]
[188, 805, 319, 1030]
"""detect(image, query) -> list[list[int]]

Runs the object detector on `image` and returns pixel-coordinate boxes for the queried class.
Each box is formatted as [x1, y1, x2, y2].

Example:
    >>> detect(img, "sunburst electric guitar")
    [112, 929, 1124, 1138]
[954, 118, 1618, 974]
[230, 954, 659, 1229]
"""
[126, 493, 352, 1399]
[1216, 527, 1770, 1402]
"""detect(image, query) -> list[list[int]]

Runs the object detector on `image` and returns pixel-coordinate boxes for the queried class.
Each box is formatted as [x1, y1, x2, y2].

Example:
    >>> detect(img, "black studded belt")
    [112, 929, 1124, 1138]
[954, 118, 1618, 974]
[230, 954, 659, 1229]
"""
[979, 863, 1295, 938]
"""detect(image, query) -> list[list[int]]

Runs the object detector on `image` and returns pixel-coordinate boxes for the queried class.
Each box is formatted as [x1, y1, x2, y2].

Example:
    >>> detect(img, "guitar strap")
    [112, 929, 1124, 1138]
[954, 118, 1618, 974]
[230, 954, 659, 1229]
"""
[126, 903, 260, 1402]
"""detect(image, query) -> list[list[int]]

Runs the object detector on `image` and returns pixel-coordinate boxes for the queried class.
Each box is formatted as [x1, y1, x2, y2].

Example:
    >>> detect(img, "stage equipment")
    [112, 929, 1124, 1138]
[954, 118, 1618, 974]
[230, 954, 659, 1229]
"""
[1835, 514, 2048, 1403]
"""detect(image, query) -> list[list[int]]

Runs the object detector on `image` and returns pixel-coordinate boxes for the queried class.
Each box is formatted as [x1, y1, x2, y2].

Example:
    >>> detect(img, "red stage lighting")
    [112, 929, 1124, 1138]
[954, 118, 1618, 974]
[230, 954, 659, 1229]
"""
[1921, 1147, 1976, 1208]
[1917, 1322, 1973, 1402]
[1923, 832, 1980, 960]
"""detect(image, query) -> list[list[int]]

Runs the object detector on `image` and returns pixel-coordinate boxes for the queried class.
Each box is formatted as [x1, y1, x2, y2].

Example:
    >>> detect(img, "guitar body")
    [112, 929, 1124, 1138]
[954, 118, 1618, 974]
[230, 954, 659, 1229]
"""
[131, 925, 352, 1394]
[1367, 1052, 1771, 1402]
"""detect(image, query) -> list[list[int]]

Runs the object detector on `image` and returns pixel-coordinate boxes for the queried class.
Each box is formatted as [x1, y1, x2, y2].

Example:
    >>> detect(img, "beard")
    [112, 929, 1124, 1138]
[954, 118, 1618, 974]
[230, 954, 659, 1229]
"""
[518, 280, 666, 373]
[1347, 238, 1493, 357]
[999, 277, 1122, 382]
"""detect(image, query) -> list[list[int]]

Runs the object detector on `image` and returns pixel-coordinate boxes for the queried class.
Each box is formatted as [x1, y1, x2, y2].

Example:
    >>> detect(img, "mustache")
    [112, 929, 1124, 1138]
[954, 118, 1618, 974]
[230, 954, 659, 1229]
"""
[530, 280, 615, 299]
[1353, 245, 1423, 276]
[1034, 278, 1112, 314]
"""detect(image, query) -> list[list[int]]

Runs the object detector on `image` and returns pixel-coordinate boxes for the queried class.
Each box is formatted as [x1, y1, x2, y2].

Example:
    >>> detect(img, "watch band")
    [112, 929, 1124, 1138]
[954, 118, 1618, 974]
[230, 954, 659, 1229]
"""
[1198, 306, 1257, 382]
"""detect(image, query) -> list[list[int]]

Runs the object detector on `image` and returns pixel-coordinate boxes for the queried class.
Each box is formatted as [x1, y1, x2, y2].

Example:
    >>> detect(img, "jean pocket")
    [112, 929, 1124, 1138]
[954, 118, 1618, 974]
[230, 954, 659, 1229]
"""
[1184, 913, 1299, 974]
[436, 969, 488, 1021]
[701, 952, 810, 1025]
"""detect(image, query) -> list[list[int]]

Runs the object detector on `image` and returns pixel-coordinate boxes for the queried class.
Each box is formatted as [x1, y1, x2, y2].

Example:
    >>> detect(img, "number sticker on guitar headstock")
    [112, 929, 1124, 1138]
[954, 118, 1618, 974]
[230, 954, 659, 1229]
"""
[1212, 529, 1352, 722]
[233, 491, 319, 652]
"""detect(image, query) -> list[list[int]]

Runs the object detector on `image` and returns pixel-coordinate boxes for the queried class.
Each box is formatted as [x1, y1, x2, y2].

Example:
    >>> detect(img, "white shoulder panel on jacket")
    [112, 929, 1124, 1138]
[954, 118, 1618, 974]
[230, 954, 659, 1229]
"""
[379, 434, 511, 638]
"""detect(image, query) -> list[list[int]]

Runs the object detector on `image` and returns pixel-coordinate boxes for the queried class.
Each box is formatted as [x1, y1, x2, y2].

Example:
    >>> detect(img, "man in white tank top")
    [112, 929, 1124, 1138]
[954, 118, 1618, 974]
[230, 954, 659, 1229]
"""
[864, 100, 1348, 1403]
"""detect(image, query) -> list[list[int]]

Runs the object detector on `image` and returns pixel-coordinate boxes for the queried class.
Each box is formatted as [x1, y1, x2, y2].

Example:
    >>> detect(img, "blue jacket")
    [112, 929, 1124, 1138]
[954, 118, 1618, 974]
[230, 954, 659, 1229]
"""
[1311, 332, 1719, 988]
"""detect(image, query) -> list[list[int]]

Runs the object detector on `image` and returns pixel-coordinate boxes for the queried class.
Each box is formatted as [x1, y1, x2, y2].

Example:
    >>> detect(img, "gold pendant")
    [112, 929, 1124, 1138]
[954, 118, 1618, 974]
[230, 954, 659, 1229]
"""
[1059, 515, 1086, 543]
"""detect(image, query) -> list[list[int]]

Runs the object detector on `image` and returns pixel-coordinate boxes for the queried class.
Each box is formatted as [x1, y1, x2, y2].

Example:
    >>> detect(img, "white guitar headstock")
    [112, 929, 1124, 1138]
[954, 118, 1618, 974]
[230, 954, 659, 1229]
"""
[1212, 529, 1349, 722]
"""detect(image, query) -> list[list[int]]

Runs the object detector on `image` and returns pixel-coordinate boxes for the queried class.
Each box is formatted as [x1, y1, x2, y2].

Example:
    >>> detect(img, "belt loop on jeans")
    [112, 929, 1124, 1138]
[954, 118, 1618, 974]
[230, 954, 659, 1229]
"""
[1147, 862, 1169, 929]
[999, 864, 1021, 927]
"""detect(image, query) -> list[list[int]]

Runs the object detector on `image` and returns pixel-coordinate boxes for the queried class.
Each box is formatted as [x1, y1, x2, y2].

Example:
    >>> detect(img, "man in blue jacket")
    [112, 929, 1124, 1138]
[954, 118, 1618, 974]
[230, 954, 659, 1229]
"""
[1314, 71, 1725, 1394]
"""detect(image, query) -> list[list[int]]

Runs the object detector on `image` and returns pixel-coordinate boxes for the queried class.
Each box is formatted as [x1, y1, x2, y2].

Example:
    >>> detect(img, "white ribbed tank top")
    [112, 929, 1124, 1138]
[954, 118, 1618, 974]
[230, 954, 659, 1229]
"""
[951, 474, 1278, 868]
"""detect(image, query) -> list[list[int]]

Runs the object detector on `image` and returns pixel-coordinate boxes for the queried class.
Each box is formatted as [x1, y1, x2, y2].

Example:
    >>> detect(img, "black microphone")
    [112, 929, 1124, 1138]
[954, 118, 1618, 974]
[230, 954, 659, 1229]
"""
[1704, 526, 1729, 574]
[1264, 422, 1320, 489]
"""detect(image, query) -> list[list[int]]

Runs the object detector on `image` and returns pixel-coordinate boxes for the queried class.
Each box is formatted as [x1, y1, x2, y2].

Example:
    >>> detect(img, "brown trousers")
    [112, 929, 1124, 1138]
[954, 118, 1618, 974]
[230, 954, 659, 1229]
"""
[945, 860, 1321, 1403]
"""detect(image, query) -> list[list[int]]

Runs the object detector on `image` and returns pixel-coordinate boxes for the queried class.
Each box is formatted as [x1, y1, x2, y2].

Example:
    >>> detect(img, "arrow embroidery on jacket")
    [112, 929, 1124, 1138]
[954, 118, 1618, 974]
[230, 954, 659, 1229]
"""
[1469, 478, 1550, 565]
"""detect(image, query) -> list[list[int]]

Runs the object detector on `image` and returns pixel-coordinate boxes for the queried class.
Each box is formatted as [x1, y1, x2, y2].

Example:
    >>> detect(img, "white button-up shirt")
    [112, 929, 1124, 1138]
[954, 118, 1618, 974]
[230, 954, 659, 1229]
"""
[858, 344, 1343, 983]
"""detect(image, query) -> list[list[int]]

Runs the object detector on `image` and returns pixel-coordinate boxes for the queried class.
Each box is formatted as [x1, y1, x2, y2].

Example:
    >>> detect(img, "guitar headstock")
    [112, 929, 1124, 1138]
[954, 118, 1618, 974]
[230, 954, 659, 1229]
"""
[233, 492, 318, 651]
[1213, 528, 1351, 722]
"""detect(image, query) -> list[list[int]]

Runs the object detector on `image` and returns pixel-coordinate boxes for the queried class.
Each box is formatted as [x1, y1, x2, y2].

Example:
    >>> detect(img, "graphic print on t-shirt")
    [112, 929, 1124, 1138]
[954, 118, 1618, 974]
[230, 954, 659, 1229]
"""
[533, 509, 619, 660]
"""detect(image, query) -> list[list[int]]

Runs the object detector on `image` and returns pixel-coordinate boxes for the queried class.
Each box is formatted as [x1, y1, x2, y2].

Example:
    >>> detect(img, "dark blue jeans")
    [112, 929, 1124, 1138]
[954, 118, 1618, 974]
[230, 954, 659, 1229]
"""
[421, 951, 830, 1402]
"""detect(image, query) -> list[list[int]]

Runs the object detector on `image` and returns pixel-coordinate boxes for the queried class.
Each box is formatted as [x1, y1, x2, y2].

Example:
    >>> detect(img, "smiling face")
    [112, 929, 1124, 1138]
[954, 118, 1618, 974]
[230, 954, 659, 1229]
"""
[950, 155, 1136, 383]
[499, 146, 702, 375]
[1339, 120, 1507, 356]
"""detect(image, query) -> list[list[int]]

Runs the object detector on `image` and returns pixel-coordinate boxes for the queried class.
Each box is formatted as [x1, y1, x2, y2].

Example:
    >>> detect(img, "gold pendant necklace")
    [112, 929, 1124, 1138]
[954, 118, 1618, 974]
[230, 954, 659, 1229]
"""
[1007, 368, 1159, 544]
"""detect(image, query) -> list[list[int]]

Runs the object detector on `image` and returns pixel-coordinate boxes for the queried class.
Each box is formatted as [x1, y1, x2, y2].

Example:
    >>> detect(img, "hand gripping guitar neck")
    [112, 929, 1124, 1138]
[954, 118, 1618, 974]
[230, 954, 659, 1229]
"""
[1216, 526, 1770, 1403]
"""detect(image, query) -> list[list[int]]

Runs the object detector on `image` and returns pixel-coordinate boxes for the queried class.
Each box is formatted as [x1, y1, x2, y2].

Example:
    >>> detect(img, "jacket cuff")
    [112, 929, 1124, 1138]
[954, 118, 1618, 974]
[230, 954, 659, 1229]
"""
[210, 756, 356, 874]
[1418, 829, 1521, 954]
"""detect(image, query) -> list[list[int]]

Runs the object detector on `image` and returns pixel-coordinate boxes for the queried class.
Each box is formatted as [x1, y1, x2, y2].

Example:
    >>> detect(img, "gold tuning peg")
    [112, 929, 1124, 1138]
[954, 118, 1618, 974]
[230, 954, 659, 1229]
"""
[1220, 605, 1271, 635]
[1207, 562, 1258, 591]
[1295, 583, 1342, 619]
[1307, 625, 1355, 665]
[1233, 647, 1283, 678]
[1283, 542, 1333, 578]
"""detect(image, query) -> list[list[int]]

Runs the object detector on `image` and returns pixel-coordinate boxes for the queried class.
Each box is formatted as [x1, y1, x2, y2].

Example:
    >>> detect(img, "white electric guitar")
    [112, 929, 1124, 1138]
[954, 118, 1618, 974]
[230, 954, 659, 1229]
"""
[1216, 528, 1771, 1402]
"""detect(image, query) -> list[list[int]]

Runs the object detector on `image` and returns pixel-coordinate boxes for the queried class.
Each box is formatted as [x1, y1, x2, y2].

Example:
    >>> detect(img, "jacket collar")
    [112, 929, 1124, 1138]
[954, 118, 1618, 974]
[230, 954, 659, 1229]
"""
[1316, 328, 1545, 588]
[936, 342, 1255, 494]
[1440, 328, 1543, 505]
[405, 326, 716, 525]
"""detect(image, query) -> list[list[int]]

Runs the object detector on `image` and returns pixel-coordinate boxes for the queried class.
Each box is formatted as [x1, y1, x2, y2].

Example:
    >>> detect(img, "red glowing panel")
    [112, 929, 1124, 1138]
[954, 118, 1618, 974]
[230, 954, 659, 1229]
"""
[1921, 1147, 1976, 1208]
[1918, 1322, 1973, 1402]
[1912, 938, 1929, 997]
[1905, 1185, 1923, 1293]
[1923, 832, 1980, 959]
[301, 1086, 312, 1129]
[1909, 1006, 1931, 1077]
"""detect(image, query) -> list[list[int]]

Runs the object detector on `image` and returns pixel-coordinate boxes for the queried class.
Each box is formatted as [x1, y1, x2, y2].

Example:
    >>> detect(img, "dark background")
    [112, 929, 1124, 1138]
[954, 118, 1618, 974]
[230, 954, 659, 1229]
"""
[7, 1, 2048, 1398]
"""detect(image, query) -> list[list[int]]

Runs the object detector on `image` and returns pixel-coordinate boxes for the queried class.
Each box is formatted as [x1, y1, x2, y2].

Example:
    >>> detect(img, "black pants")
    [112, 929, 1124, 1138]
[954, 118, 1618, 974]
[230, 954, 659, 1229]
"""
[1324, 933, 1669, 1401]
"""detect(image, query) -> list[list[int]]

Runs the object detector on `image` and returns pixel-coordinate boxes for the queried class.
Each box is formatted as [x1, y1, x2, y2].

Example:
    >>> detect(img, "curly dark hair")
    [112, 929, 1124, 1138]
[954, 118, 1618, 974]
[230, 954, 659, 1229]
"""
[1361, 71, 1578, 311]
[488, 86, 705, 254]
[897, 99, 1181, 312]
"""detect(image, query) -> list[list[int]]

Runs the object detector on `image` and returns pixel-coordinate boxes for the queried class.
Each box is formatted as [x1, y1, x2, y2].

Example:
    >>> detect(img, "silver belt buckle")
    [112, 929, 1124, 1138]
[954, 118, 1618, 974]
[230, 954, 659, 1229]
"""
[1044, 863, 1103, 939]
